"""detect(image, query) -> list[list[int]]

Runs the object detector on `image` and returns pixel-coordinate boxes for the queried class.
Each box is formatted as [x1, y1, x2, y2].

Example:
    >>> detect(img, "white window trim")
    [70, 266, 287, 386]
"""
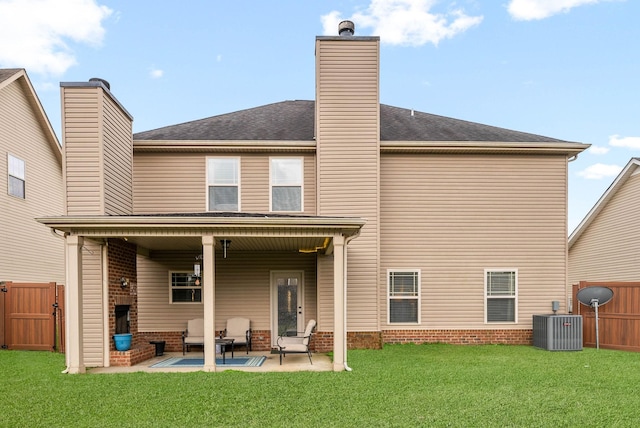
[484, 268, 518, 324]
[169, 271, 203, 304]
[7, 153, 25, 199]
[206, 156, 241, 212]
[269, 157, 304, 213]
[387, 269, 421, 325]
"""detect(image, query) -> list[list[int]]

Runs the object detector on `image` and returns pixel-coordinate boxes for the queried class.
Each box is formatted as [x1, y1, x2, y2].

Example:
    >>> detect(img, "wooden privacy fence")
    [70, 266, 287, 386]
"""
[572, 281, 640, 352]
[0, 282, 64, 352]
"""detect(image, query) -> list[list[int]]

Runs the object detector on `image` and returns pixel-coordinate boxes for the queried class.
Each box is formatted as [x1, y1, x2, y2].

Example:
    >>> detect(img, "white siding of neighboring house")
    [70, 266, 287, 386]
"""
[569, 168, 640, 285]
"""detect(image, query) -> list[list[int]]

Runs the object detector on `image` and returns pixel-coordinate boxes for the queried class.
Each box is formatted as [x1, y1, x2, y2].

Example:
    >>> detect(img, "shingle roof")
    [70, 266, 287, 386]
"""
[133, 100, 569, 143]
[0, 68, 22, 84]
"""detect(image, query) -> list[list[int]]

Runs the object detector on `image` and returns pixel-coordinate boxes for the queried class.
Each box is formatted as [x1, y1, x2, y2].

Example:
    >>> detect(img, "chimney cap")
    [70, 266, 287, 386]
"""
[89, 77, 110, 90]
[338, 20, 355, 36]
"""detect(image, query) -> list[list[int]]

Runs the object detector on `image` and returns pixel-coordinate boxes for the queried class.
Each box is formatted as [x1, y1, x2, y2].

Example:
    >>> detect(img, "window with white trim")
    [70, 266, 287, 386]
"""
[388, 270, 420, 323]
[270, 157, 303, 212]
[207, 157, 239, 211]
[170, 271, 202, 303]
[485, 269, 517, 323]
[8, 154, 25, 199]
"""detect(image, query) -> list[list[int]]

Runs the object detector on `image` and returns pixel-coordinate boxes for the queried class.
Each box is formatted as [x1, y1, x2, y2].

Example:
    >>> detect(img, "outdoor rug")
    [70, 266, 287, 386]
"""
[150, 356, 266, 368]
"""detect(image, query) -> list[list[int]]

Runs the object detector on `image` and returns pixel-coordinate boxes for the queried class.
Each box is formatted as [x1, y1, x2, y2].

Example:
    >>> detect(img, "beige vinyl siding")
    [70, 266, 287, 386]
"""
[62, 87, 102, 215]
[315, 38, 380, 332]
[380, 154, 569, 328]
[102, 93, 132, 215]
[133, 153, 316, 214]
[81, 240, 104, 366]
[137, 250, 316, 332]
[0, 77, 64, 283]
[569, 170, 640, 284]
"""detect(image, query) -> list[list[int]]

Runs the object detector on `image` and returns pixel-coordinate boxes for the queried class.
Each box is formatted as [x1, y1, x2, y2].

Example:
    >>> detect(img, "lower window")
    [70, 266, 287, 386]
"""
[388, 270, 420, 323]
[170, 271, 202, 303]
[485, 269, 517, 322]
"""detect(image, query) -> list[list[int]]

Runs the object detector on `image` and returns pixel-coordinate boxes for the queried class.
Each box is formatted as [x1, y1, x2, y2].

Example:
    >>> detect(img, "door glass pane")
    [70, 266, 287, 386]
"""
[277, 278, 298, 336]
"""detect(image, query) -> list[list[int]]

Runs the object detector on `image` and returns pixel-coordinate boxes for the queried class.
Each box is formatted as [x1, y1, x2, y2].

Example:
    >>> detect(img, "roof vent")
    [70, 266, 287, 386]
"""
[338, 20, 354, 36]
[89, 77, 110, 90]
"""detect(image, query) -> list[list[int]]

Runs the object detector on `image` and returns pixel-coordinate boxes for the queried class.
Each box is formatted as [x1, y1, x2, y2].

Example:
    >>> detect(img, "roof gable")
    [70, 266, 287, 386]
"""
[569, 158, 640, 248]
[0, 68, 62, 164]
[134, 100, 575, 144]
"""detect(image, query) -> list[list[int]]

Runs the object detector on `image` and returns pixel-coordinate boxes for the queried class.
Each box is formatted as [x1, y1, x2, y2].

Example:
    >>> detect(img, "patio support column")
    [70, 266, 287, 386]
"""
[65, 235, 85, 374]
[202, 235, 216, 372]
[333, 234, 346, 372]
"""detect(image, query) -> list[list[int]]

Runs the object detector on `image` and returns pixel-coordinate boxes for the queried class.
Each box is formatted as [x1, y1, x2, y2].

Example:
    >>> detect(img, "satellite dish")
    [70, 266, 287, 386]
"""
[577, 286, 614, 307]
[577, 286, 614, 349]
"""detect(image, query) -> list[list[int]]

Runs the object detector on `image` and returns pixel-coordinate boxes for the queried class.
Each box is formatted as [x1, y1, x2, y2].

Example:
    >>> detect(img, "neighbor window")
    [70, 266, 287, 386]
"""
[207, 157, 239, 211]
[8, 154, 25, 199]
[485, 269, 517, 323]
[170, 271, 202, 303]
[388, 270, 420, 323]
[270, 158, 303, 212]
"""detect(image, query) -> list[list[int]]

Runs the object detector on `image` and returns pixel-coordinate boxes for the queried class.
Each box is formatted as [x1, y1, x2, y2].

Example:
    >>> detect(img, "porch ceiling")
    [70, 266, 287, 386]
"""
[124, 235, 330, 252]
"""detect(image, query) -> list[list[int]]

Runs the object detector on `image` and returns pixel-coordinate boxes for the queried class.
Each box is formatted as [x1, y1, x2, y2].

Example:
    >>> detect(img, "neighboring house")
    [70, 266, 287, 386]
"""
[0, 69, 64, 284]
[38, 22, 588, 373]
[0, 69, 64, 350]
[569, 157, 640, 286]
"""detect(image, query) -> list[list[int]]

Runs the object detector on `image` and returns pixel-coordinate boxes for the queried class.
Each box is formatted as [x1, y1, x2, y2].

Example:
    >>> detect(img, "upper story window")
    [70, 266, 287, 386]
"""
[485, 269, 517, 323]
[388, 270, 420, 324]
[7, 154, 25, 199]
[207, 157, 239, 211]
[270, 157, 303, 212]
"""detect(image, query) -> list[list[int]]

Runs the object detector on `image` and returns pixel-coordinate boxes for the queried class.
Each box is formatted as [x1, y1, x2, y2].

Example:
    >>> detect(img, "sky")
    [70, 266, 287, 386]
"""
[1, 0, 638, 233]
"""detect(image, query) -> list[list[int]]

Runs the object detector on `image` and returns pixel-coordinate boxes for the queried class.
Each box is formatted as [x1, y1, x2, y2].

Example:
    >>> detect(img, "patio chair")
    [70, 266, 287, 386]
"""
[221, 317, 252, 354]
[277, 319, 316, 365]
[182, 318, 204, 355]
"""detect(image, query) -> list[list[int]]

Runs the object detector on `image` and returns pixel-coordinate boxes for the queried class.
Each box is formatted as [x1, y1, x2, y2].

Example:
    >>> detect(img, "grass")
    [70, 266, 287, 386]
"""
[2, 344, 640, 427]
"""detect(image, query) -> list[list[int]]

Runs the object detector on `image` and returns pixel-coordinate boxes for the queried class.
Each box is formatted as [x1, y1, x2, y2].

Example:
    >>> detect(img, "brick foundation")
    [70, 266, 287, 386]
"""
[313, 329, 532, 352]
[382, 329, 533, 345]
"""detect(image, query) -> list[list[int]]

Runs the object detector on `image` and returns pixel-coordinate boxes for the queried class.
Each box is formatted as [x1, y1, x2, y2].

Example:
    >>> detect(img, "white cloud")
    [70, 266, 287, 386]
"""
[321, 0, 483, 46]
[216, 54, 223, 62]
[588, 145, 610, 155]
[150, 68, 164, 79]
[507, 0, 604, 21]
[0, 0, 112, 75]
[577, 163, 623, 180]
[609, 134, 640, 149]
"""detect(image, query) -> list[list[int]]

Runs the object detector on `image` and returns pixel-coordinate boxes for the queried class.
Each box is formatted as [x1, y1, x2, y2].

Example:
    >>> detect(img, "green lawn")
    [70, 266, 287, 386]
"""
[2, 344, 640, 427]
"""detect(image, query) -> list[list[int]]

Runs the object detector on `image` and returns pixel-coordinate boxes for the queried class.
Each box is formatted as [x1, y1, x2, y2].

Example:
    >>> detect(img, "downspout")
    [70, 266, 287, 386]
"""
[343, 230, 361, 372]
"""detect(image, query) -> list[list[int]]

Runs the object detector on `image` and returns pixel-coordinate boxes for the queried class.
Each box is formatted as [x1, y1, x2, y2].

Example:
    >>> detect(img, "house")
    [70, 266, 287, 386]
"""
[0, 68, 64, 350]
[569, 158, 640, 285]
[38, 22, 589, 373]
[568, 158, 640, 351]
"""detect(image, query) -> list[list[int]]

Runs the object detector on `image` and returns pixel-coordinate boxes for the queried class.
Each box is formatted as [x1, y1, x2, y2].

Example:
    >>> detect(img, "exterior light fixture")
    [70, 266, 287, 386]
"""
[120, 277, 129, 289]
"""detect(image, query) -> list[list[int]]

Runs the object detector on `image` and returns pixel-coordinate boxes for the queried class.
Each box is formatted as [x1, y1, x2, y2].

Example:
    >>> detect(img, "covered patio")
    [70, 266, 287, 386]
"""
[89, 350, 333, 374]
[38, 213, 365, 374]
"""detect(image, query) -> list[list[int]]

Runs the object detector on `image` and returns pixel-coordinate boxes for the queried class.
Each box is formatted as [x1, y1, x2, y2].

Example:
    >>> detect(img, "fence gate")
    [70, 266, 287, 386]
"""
[1, 282, 64, 352]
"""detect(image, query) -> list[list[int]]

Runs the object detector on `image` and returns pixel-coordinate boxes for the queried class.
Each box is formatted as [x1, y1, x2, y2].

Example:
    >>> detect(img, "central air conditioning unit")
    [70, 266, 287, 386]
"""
[532, 314, 583, 351]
